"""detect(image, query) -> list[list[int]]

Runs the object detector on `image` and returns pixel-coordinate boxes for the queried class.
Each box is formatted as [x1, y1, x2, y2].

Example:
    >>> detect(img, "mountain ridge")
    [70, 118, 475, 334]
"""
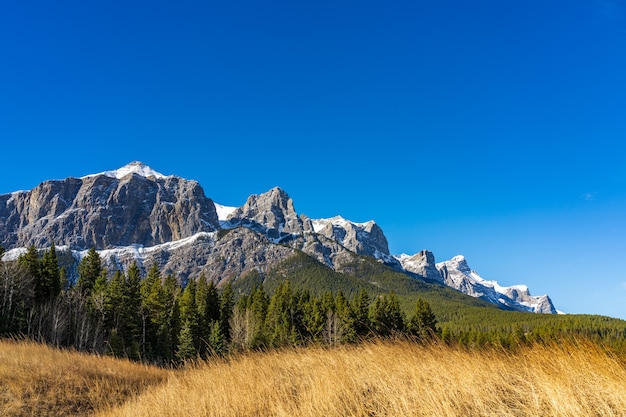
[0, 162, 558, 314]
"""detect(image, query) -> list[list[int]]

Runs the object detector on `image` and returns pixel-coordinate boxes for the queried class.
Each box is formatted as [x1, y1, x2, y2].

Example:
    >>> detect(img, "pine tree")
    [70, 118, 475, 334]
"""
[40, 242, 60, 299]
[162, 274, 181, 362]
[195, 276, 221, 355]
[176, 319, 197, 362]
[370, 292, 405, 337]
[248, 284, 269, 349]
[219, 282, 234, 343]
[408, 298, 438, 341]
[266, 281, 294, 348]
[20, 245, 42, 304]
[179, 278, 199, 353]
[140, 263, 166, 360]
[208, 320, 226, 356]
[335, 291, 355, 343]
[77, 248, 103, 296]
[351, 289, 371, 338]
[124, 262, 143, 360]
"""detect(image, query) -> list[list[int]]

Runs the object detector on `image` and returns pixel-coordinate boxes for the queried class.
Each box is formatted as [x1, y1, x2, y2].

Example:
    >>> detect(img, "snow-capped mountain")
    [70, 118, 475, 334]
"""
[311, 216, 398, 265]
[0, 162, 559, 314]
[0, 161, 219, 250]
[435, 255, 557, 314]
[81, 161, 171, 180]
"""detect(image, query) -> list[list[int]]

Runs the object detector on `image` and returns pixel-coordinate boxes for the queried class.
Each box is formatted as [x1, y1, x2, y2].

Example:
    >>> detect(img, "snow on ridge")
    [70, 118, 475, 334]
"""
[214, 203, 237, 221]
[82, 161, 170, 180]
[101, 232, 215, 257]
[312, 215, 375, 233]
[1, 247, 27, 262]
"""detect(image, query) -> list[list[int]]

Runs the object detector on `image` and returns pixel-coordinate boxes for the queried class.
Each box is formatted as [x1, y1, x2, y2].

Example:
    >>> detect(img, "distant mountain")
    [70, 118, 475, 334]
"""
[0, 162, 558, 313]
[435, 255, 557, 314]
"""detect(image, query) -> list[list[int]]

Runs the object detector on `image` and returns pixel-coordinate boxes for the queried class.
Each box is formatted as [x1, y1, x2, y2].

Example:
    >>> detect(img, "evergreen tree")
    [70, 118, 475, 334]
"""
[140, 263, 167, 360]
[219, 282, 234, 342]
[335, 291, 356, 343]
[20, 245, 42, 304]
[248, 284, 269, 349]
[303, 296, 326, 342]
[179, 278, 199, 352]
[124, 263, 143, 360]
[104, 270, 126, 356]
[408, 298, 438, 341]
[351, 289, 371, 338]
[89, 269, 108, 327]
[77, 248, 103, 296]
[266, 281, 294, 348]
[176, 319, 197, 362]
[208, 320, 226, 356]
[162, 274, 181, 362]
[370, 292, 405, 337]
[40, 242, 60, 299]
[195, 276, 221, 355]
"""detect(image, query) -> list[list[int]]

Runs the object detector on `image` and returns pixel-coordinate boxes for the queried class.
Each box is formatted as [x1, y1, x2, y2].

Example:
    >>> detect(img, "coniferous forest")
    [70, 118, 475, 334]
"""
[1, 244, 626, 365]
[0, 244, 439, 364]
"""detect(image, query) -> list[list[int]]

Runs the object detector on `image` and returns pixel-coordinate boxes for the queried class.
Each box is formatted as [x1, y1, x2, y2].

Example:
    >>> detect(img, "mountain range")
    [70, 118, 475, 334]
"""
[0, 161, 557, 314]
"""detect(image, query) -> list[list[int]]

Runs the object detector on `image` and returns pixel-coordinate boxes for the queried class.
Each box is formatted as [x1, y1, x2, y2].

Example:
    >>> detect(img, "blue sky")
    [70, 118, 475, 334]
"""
[1, 1, 626, 318]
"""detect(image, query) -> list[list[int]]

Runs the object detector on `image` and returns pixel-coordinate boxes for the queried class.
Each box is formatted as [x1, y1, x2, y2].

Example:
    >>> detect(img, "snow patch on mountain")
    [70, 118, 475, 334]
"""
[312, 216, 376, 233]
[2, 247, 27, 262]
[74, 232, 217, 269]
[214, 203, 237, 222]
[82, 161, 170, 180]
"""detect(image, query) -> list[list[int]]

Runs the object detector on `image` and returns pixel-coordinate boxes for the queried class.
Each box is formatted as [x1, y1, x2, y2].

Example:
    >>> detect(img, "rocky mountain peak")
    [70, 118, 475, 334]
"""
[227, 187, 312, 237]
[311, 216, 391, 260]
[434, 255, 558, 314]
[82, 161, 169, 181]
[0, 164, 219, 250]
[447, 255, 472, 274]
[396, 250, 443, 283]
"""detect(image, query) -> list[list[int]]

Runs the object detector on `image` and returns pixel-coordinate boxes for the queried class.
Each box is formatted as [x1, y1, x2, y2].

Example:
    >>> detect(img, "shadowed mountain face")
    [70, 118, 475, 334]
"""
[0, 162, 558, 314]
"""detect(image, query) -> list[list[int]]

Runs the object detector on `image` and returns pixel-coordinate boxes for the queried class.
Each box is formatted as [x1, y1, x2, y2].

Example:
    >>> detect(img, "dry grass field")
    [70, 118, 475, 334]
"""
[100, 340, 626, 417]
[0, 339, 170, 417]
[3, 338, 626, 417]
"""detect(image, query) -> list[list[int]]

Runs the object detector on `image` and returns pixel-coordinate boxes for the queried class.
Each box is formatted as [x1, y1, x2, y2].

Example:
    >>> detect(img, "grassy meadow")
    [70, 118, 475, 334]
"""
[0, 339, 170, 417]
[3, 338, 625, 417]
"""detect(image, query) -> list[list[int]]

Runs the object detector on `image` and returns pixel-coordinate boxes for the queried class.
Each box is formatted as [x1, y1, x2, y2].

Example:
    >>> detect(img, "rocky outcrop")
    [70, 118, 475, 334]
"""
[93, 228, 297, 286]
[225, 187, 313, 240]
[395, 250, 443, 283]
[0, 162, 220, 250]
[312, 216, 392, 261]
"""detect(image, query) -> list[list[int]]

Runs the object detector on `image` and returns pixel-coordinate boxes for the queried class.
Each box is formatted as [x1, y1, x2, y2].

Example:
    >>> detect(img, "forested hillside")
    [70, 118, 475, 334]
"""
[1, 244, 625, 365]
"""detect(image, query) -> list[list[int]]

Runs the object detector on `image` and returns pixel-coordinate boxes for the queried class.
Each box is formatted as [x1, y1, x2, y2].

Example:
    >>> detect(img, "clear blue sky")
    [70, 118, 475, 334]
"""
[1, 1, 626, 318]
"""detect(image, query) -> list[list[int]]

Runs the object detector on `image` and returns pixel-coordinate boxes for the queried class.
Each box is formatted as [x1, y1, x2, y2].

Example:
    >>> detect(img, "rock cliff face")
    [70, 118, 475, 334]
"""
[225, 187, 313, 240]
[395, 250, 443, 283]
[312, 216, 392, 261]
[0, 162, 219, 250]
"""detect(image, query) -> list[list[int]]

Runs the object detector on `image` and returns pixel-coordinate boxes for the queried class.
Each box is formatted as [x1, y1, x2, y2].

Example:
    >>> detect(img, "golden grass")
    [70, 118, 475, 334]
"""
[3, 339, 626, 417]
[98, 340, 626, 417]
[0, 339, 170, 417]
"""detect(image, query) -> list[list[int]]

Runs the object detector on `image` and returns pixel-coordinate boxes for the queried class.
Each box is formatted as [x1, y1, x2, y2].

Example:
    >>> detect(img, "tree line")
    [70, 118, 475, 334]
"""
[0, 245, 438, 364]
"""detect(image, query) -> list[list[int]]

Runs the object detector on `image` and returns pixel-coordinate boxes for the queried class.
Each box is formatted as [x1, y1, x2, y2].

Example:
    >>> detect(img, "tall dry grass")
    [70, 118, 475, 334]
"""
[0, 339, 170, 417]
[99, 340, 626, 417]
